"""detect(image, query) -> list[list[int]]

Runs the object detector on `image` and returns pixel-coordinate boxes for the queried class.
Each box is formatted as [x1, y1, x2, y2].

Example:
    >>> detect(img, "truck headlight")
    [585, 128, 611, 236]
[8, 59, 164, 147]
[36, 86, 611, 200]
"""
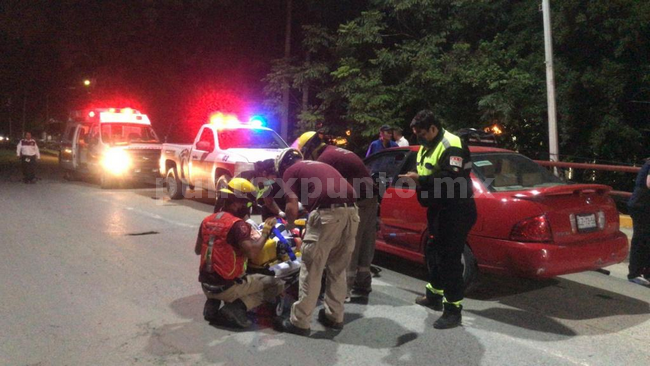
[102, 149, 131, 175]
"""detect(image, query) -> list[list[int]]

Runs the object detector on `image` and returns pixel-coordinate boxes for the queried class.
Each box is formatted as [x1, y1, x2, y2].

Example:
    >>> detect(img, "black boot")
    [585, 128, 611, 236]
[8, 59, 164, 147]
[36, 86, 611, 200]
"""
[203, 299, 222, 322]
[219, 300, 252, 328]
[415, 294, 443, 311]
[433, 302, 462, 329]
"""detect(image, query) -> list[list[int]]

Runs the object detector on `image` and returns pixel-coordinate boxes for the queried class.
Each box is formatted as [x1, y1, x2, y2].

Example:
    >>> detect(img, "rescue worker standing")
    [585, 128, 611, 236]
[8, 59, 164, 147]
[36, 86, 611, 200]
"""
[16, 132, 40, 183]
[627, 158, 650, 285]
[273, 148, 360, 336]
[195, 178, 284, 328]
[296, 131, 378, 299]
[399, 110, 477, 329]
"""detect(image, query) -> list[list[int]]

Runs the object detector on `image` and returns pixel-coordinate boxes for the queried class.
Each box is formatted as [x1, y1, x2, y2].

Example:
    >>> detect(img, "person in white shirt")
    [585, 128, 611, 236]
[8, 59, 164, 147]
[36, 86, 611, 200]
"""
[16, 132, 40, 183]
[393, 128, 409, 147]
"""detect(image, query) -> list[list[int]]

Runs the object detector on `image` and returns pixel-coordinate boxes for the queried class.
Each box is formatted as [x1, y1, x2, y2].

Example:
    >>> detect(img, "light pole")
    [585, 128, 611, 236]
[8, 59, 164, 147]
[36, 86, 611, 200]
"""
[280, 0, 292, 141]
[542, 0, 560, 165]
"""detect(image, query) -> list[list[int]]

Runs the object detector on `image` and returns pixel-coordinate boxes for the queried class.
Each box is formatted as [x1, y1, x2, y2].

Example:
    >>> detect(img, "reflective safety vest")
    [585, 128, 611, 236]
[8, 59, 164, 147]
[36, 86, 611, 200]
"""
[416, 130, 464, 177]
[199, 211, 247, 280]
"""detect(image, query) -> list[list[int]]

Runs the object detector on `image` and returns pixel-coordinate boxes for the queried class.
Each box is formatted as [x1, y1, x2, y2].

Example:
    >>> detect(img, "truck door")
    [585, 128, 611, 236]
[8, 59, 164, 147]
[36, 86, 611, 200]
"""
[74, 124, 90, 170]
[190, 126, 217, 190]
[59, 124, 76, 170]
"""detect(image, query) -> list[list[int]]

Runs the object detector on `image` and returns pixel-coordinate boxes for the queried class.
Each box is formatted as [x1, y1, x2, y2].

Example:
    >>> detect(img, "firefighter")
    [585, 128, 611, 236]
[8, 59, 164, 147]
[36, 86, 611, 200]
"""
[399, 110, 477, 329]
[195, 178, 283, 328]
[296, 131, 378, 300]
[272, 148, 360, 336]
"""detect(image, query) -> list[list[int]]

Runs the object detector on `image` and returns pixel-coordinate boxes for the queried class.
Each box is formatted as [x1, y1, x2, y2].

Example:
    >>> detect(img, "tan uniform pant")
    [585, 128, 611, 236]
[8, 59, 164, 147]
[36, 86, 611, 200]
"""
[348, 197, 378, 276]
[203, 273, 285, 311]
[290, 206, 360, 329]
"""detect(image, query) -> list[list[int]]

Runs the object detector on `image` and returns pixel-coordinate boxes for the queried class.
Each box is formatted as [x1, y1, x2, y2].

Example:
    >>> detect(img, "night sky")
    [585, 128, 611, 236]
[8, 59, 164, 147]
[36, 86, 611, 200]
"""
[0, 1, 364, 142]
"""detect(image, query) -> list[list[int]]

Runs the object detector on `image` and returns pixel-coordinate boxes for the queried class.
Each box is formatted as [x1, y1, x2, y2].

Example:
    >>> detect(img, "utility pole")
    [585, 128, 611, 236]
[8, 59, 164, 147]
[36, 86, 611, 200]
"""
[280, 0, 292, 141]
[21, 93, 27, 137]
[542, 0, 560, 165]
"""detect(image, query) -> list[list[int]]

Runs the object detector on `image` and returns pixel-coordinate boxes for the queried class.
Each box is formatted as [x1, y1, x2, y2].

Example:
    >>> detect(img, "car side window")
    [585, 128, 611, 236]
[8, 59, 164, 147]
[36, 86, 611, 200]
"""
[366, 151, 408, 187]
[197, 128, 214, 148]
[393, 152, 418, 189]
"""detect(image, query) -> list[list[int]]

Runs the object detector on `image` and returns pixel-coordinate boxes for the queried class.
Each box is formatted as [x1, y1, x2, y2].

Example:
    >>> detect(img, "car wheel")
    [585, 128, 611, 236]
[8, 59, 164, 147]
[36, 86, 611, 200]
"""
[214, 173, 232, 211]
[462, 244, 479, 294]
[166, 167, 185, 199]
[215, 173, 232, 192]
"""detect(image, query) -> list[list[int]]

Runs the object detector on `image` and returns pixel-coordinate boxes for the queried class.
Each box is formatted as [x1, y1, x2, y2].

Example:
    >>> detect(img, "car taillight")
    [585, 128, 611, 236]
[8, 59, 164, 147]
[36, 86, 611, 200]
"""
[510, 215, 552, 242]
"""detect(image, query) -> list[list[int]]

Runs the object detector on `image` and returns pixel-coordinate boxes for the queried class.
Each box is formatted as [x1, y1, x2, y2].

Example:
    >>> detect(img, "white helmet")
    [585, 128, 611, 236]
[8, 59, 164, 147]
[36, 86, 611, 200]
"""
[275, 148, 303, 177]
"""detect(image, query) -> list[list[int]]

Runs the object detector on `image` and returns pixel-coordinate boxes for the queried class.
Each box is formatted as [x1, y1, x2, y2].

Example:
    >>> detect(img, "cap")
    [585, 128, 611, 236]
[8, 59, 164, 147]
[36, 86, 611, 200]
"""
[380, 124, 394, 132]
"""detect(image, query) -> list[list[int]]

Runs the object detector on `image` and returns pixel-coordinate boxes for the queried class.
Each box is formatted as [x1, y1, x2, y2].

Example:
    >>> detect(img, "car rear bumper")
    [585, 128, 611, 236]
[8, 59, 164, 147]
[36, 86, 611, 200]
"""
[471, 231, 629, 278]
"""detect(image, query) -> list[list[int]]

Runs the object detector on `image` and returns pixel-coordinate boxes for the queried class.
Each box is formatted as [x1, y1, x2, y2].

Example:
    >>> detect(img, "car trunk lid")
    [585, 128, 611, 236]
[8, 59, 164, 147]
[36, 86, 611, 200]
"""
[512, 184, 620, 245]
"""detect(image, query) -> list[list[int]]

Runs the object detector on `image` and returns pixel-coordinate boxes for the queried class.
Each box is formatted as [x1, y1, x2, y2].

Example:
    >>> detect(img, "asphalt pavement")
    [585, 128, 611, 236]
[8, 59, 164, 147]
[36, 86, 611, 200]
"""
[1, 157, 649, 366]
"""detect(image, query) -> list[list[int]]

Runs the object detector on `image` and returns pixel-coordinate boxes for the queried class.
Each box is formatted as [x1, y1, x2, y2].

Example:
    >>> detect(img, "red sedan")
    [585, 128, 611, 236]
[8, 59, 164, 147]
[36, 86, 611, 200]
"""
[365, 145, 629, 288]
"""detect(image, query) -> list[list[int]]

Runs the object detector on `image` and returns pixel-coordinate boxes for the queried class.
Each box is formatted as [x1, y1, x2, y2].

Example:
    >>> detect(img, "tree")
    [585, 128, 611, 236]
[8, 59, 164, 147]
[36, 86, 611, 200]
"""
[264, 0, 650, 162]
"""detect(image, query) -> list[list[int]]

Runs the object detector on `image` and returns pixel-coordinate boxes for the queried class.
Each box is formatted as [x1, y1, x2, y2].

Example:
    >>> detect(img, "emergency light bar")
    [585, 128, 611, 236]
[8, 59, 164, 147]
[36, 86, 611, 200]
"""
[99, 111, 151, 125]
[209, 112, 266, 128]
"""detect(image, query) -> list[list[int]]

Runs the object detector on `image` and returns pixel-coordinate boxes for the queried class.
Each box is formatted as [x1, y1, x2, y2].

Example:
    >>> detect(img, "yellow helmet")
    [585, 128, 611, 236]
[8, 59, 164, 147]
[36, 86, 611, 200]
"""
[218, 177, 258, 203]
[294, 131, 317, 151]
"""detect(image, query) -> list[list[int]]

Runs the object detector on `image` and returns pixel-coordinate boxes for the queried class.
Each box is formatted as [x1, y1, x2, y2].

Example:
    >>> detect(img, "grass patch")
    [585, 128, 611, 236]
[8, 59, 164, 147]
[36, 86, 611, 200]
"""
[0, 149, 19, 165]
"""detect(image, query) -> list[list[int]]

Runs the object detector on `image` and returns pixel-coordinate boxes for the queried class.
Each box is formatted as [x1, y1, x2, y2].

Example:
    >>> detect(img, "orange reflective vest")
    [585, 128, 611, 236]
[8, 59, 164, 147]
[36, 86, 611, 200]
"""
[199, 211, 247, 281]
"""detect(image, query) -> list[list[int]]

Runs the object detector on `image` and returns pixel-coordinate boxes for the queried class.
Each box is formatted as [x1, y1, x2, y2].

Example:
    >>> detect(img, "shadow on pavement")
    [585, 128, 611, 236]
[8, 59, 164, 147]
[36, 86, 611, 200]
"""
[145, 293, 486, 365]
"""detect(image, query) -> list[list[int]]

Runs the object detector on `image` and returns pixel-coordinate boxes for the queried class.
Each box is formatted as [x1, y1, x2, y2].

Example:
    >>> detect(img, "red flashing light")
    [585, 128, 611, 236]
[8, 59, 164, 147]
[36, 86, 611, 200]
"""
[209, 112, 241, 127]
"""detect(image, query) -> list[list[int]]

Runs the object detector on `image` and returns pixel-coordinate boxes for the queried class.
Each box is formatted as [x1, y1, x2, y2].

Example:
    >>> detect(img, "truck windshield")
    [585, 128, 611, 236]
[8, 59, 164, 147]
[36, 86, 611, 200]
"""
[472, 152, 564, 192]
[217, 128, 287, 150]
[100, 123, 160, 146]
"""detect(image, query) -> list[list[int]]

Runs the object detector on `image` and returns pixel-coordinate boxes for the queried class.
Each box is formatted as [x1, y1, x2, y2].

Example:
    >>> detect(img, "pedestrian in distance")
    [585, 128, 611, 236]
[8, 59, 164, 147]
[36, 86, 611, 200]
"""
[196, 178, 284, 329]
[393, 127, 410, 147]
[295, 131, 378, 301]
[16, 132, 40, 183]
[399, 110, 477, 329]
[627, 158, 650, 286]
[272, 148, 360, 336]
[366, 125, 398, 158]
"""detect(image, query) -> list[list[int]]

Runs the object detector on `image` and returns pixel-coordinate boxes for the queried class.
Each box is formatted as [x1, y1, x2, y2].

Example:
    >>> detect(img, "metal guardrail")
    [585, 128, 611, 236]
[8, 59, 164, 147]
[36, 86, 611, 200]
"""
[534, 160, 642, 198]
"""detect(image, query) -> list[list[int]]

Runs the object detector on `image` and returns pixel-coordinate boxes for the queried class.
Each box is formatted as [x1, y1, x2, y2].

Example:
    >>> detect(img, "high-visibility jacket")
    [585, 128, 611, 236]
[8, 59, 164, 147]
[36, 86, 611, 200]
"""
[199, 211, 247, 282]
[415, 129, 474, 208]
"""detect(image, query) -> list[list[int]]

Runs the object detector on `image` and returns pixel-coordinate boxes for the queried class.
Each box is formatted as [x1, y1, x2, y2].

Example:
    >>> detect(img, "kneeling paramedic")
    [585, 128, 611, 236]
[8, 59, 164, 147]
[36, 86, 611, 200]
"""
[400, 110, 477, 329]
[195, 178, 283, 328]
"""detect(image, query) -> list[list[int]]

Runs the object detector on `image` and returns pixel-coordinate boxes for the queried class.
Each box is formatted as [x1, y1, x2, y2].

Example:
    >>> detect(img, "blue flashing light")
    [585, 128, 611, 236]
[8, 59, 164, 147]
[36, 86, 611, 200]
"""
[248, 115, 266, 128]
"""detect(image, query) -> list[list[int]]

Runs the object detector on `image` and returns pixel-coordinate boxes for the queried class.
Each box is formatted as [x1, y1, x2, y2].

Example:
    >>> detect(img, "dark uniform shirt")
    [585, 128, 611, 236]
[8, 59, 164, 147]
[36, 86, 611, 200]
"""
[628, 160, 650, 211]
[317, 145, 374, 200]
[281, 160, 354, 212]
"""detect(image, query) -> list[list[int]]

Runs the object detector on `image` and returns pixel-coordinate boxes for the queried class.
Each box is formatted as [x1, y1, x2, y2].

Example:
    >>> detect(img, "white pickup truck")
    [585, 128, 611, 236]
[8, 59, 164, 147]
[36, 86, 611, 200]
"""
[160, 122, 288, 199]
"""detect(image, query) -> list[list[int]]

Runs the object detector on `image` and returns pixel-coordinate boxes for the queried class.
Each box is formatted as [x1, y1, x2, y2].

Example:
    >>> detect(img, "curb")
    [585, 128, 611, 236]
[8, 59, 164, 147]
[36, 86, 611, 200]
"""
[620, 215, 633, 229]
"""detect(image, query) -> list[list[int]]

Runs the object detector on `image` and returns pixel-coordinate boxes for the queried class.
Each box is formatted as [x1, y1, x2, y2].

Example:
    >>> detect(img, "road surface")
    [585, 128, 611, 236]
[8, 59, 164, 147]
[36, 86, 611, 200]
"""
[1, 156, 648, 366]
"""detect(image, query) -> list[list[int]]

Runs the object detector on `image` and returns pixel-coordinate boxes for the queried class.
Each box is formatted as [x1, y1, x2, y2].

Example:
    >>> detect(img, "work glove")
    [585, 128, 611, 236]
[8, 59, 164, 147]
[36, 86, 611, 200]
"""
[262, 218, 277, 237]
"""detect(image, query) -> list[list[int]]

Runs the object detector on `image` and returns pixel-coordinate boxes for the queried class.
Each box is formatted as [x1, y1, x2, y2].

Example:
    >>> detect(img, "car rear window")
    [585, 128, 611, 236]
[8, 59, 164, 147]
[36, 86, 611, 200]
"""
[472, 153, 564, 191]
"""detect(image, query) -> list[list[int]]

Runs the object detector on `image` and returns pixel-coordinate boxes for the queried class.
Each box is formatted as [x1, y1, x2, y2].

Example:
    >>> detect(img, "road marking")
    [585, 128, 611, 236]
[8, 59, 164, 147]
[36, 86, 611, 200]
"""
[98, 198, 198, 229]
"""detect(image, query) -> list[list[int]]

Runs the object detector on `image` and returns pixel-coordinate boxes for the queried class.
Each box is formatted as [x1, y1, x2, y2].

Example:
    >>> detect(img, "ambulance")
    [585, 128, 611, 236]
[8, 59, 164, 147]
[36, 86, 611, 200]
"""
[59, 108, 162, 188]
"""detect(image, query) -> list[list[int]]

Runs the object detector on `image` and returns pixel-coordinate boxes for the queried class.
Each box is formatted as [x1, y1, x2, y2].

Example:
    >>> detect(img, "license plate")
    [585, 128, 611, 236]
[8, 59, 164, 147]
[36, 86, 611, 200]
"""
[576, 213, 597, 232]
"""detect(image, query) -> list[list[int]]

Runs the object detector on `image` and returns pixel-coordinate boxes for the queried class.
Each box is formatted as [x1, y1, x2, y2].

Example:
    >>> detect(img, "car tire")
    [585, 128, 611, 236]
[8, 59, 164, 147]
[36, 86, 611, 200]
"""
[213, 173, 232, 211]
[166, 167, 185, 199]
[215, 173, 232, 192]
[462, 244, 479, 294]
